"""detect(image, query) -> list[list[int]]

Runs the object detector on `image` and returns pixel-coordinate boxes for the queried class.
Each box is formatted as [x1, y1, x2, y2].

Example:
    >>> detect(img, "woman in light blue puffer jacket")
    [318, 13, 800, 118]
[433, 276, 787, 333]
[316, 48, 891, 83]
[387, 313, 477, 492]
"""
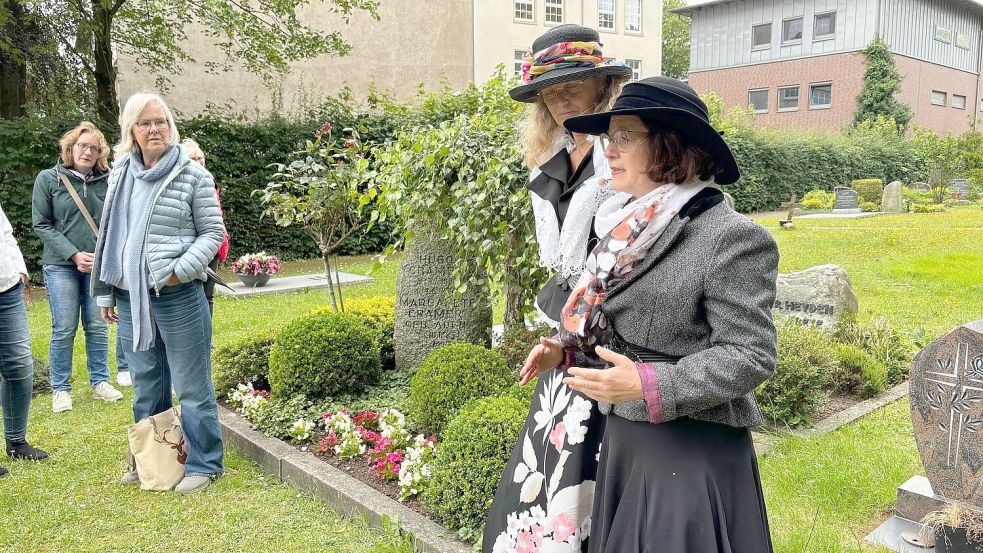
[91, 92, 225, 494]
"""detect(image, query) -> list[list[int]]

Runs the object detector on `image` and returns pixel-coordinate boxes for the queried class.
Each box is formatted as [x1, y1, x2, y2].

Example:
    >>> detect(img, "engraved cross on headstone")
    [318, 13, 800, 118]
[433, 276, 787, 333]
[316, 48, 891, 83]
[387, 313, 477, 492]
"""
[925, 342, 983, 469]
[780, 195, 801, 221]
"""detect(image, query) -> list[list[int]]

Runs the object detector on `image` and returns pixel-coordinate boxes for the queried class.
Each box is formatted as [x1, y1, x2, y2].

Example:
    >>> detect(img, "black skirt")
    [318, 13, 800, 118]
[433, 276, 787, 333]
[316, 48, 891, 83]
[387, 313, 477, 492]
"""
[589, 415, 773, 553]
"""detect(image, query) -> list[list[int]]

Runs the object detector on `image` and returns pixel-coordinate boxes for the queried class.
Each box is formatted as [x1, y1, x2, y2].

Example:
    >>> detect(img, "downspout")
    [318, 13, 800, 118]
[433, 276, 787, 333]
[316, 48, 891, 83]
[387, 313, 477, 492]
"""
[875, 0, 881, 38]
[471, 0, 477, 83]
[581, 0, 584, 25]
[975, 15, 982, 130]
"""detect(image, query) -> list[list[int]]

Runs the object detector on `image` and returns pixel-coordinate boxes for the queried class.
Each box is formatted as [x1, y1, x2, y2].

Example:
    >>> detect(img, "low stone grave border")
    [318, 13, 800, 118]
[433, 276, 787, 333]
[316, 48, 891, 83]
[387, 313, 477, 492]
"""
[219, 382, 910, 548]
[218, 406, 470, 553]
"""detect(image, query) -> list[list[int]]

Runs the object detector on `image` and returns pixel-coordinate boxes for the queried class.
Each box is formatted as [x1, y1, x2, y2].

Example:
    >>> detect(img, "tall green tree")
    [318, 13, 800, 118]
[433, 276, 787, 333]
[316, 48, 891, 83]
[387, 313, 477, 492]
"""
[854, 37, 912, 132]
[36, 0, 378, 126]
[661, 0, 690, 79]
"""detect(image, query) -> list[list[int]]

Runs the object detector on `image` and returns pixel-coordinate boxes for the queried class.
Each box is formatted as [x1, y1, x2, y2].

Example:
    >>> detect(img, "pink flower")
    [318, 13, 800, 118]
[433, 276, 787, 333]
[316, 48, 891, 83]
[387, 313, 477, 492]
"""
[550, 514, 577, 543]
[344, 138, 357, 149]
[515, 531, 538, 553]
[549, 422, 566, 453]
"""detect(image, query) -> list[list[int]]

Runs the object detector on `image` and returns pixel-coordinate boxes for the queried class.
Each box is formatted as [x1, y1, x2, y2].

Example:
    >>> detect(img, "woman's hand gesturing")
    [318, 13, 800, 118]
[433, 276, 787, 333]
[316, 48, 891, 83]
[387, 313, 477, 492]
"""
[519, 337, 564, 386]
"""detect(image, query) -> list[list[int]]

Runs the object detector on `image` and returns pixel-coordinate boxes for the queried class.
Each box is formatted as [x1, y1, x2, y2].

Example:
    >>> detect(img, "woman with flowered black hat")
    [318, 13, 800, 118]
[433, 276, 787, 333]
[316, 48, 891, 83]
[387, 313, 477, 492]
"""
[520, 76, 777, 552]
[483, 23, 631, 553]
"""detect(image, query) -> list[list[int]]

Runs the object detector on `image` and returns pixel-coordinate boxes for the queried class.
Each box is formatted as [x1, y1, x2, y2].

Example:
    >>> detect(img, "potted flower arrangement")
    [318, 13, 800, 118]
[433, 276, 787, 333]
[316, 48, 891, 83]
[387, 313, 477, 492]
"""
[230, 251, 282, 287]
[922, 505, 983, 553]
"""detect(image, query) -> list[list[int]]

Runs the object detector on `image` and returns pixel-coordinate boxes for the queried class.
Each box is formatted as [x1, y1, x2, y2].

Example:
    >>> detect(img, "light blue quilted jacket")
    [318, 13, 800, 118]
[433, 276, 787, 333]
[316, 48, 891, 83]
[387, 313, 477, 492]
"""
[91, 147, 224, 307]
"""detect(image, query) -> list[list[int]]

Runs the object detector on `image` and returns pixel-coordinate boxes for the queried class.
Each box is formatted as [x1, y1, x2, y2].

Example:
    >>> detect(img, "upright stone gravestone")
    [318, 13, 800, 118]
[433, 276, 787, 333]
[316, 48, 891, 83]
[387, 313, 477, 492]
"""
[882, 181, 903, 213]
[832, 187, 861, 214]
[909, 320, 983, 504]
[394, 229, 492, 370]
[911, 182, 933, 193]
[951, 178, 970, 196]
[773, 264, 858, 329]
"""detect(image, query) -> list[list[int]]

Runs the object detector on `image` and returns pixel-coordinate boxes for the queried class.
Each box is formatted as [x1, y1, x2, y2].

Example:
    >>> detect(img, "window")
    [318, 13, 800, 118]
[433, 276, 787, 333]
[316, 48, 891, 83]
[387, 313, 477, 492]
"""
[598, 0, 614, 30]
[783, 17, 803, 43]
[935, 26, 952, 44]
[626, 59, 641, 82]
[752, 23, 772, 49]
[814, 12, 836, 38]
[953, 94, 967, 110]
[809, 83, 832, 109]
[932, 90, 947, 106]
[545, 0, 563, 24]
[778, 86, 800, 111]
[748, 89, 769, 113]
[514, 0, 533, 22]
[625, 0, 642, 33]
[957, 33, 971, 50]
[514, 50, 526, 76]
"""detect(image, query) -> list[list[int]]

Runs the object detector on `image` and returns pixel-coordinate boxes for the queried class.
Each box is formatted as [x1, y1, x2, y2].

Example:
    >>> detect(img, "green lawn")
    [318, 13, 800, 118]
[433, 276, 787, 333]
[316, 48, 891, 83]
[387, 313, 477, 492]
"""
[8, 205, 981, 552]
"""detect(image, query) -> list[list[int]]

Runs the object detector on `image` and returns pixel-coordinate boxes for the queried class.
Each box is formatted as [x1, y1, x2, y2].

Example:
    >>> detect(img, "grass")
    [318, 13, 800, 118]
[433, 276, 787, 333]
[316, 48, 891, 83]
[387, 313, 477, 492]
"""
[10, 205, 981, 552]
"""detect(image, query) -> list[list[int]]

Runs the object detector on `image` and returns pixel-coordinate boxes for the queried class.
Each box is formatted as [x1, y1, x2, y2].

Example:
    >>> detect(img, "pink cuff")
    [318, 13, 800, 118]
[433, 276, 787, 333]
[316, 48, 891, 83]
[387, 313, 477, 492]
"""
[636, 362, 665, 424]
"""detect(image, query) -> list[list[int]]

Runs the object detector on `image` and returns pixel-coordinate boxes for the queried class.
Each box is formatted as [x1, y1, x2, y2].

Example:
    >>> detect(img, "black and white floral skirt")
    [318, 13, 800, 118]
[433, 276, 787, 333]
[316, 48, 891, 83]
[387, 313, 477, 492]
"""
[482, 370, 606, 553]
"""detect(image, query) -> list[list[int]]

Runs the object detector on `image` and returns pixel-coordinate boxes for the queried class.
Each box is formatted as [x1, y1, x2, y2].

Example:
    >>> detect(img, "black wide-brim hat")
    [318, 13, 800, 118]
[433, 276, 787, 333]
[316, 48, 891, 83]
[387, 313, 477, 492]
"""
[509, 24, 633, 103]
[563, 76, 741, 185]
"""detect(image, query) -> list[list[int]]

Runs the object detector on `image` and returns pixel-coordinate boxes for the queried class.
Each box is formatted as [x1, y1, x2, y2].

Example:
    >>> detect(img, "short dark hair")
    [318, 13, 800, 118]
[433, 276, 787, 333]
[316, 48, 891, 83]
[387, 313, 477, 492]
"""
[643, 128, 716, 185]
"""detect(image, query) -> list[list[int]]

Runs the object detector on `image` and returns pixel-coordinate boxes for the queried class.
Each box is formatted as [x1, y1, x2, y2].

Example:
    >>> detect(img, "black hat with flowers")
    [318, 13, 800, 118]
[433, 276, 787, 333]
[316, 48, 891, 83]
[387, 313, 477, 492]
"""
[509, 24, 633, 103]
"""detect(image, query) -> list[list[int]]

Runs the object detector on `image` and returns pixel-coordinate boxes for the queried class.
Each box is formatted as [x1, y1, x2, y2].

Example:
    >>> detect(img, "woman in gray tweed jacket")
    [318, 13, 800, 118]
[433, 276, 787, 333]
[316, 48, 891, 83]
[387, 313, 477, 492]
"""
[520, 76, 778, 553]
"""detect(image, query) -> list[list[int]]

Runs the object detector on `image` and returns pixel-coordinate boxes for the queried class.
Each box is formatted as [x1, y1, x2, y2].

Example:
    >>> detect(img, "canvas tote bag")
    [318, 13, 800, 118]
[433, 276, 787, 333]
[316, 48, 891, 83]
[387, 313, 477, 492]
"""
[127, 406, 187, 491]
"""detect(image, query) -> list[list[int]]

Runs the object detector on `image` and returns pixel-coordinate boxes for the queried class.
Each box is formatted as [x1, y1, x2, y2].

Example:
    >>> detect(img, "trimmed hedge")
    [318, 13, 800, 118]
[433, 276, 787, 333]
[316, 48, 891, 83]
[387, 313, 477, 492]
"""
[342, 296, 396, 371]
[212, 330, 276, 397]
[852, 179, 885, 203]
[268, 311, 381, 400]
[408, 342, 514, 436]
[423, 394, 527, 537]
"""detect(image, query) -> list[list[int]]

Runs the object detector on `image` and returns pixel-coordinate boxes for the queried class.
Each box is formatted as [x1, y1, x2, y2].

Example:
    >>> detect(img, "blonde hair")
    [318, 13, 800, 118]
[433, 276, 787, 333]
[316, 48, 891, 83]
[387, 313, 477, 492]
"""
[522, 75, 627, 169]
[113, 92, 180, 160]
[59, 122, 110, 172]
[181, 138, 204, 162]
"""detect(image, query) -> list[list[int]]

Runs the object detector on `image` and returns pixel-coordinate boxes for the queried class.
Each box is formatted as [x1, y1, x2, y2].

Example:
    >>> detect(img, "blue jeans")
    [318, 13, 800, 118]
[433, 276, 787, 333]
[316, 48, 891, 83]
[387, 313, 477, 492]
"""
[0, 283, 34, 441]
[115, 281, 224, 476]
[116, 333, 129, 374]
[43, 265, 109, 392]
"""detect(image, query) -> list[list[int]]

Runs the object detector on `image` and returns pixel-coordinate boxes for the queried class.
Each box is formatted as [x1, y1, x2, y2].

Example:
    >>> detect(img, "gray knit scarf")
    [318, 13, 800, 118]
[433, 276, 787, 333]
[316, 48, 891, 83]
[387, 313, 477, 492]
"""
[100, 146, 181, 351]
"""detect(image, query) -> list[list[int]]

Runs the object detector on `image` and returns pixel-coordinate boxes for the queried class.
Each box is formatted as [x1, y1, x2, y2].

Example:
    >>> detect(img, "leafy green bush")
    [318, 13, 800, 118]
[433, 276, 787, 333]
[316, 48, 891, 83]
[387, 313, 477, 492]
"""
[408, 343, 514, 436]
[913, 203, 945, 213]
[860, 201, 880, 212]
[250, 395, 320, 441]
[851, 179, 884, 203]
[32, 358, 50, 395]
[423, 395, 527, 538]
[834, 344, 887, 398]
[212, 330, 276, 397]
[311, 296, 396, 371]
[835, 316, 913, 386]
[802, 189, 834, 210]
[269, 311, 381, 400]
[499, 379, 539, 410]
[756, 321, 836, 427]
[903, 187, 934, 204]
[494, 322, 554, 371]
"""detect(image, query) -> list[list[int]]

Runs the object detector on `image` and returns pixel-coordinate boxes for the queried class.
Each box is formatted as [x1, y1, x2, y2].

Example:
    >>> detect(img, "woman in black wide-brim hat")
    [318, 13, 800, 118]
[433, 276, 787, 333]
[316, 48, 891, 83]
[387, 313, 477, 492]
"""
[482, 24, 631, 553]
[518, 76, 777, 553]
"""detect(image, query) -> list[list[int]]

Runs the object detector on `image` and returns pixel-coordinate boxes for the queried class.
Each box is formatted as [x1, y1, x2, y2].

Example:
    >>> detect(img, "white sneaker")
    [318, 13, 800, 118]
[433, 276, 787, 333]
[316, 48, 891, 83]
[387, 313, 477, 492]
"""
[116, 371, 132, 387]
[92, 381, 124, 402]
[52, 391, 73, 413]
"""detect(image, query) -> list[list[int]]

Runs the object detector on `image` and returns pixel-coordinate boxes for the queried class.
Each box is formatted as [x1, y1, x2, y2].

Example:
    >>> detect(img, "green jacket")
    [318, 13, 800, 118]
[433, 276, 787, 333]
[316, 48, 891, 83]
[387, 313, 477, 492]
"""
[32, 162, 109, 266]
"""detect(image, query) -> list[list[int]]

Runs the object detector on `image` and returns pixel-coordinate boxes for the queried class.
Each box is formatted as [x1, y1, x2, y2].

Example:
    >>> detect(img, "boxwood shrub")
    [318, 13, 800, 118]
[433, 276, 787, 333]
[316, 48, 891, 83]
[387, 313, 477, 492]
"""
[756, 321, 836, 427]
[268, 311, 381, 400]
[408, 342, 514, 436]
[212, 329, 276, 397]
[851, 178, 884, 203]
[343, 296, 396, 371]
[423, 394, 527, 538]
[834, 344, 887, 399]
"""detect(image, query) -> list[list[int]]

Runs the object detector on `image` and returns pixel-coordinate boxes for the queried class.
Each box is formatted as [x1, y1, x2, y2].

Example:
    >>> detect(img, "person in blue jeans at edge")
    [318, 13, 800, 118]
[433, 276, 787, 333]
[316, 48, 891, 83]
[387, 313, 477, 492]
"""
[0, 203, 50, 477]
[91, 92, 226, 494]
[32, 121, 127, 414]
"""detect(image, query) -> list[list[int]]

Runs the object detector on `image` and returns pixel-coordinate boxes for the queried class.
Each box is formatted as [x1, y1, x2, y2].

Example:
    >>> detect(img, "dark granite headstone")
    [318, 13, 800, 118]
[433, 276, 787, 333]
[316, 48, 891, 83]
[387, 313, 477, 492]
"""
[833, 187, 860, 213]
[394, 228, 492, 370]
[909, 320, 983, 506]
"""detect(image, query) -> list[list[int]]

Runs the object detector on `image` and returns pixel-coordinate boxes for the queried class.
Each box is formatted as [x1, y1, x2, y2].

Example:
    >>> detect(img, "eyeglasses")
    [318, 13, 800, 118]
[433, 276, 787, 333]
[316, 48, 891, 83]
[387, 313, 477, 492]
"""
[599, 129, 648, 153]
[135, 119, 169, 132]
[538, 80, 587, 104]
[74, 143, 101, 154]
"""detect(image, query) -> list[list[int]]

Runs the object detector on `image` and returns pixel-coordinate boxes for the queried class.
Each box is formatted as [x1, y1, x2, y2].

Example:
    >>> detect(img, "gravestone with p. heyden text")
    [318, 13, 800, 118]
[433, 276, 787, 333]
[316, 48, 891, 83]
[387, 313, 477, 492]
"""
[773, 264, 858, 329]
[394, 228, 492, 370]
[909, 319, 983, 505]
[832, 187, 861, 214]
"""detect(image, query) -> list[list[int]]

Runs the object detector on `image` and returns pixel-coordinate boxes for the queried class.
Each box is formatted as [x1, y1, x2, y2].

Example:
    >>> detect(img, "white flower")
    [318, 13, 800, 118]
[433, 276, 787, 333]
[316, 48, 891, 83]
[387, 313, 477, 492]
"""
[563, 419, 588, 445]
[288, 418, 315, 441]
[530, 505, 547, 527]
[506, 512, 521, 537]
[492, 533, 516, 553]
[565, 396, 592, 424]
[518, 511, 534, 531]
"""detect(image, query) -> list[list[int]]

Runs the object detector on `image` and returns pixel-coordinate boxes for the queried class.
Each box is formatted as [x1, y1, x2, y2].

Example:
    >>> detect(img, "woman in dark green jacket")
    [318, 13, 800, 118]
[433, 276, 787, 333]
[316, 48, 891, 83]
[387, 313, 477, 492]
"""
[32, 121, 124, 414]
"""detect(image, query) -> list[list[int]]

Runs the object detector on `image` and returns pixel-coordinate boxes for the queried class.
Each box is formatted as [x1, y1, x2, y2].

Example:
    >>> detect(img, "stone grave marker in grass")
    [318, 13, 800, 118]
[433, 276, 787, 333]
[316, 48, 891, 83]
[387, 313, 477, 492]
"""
[883, 181, 904, 214]
[779, 195, 801, 229]
[867, 319, 983, 551]
[773, 265, 858, 330]
[832, 187, 861, 214]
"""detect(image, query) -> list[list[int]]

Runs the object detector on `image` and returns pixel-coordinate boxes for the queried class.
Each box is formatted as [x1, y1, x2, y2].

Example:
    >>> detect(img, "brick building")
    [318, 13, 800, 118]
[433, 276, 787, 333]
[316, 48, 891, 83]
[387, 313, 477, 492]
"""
[674, 0, 983, 134]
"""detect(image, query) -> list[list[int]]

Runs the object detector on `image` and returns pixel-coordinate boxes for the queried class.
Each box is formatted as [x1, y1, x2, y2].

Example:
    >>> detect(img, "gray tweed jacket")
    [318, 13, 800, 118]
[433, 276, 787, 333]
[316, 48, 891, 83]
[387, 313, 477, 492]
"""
[583, 190, 779, 428]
